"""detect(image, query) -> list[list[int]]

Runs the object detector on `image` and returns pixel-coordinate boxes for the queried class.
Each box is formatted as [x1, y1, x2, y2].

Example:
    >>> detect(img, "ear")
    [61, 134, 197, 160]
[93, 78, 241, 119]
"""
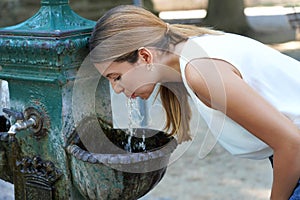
[137, 47, 153, 64]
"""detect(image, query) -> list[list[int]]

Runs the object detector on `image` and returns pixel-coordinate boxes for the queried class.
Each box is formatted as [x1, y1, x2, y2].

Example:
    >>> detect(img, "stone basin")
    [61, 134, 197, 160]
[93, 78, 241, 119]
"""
[67, 117, 177, 200]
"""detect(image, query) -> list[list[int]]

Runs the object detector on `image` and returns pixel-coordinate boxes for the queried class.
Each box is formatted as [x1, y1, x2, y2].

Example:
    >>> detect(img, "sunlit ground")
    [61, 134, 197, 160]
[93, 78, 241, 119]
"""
[244, 6, 300, 16]
[271, 40, 300, 50]
[159, 9, 207, 19]
[159, 6, 300, 19]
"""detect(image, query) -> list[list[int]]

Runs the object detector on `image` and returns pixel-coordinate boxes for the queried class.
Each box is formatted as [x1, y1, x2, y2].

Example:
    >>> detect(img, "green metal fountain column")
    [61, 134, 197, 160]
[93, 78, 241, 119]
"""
[0, 0, 96, 199]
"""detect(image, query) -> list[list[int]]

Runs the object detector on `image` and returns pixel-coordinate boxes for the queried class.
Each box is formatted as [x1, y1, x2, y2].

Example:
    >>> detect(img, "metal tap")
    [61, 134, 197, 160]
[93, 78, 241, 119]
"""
[7, 116, 37, 136]
[3, 108, 39, 140]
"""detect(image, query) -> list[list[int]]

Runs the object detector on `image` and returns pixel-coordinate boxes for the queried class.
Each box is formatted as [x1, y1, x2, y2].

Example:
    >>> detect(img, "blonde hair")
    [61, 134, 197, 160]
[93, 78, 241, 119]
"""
[89, 5, 219, 143]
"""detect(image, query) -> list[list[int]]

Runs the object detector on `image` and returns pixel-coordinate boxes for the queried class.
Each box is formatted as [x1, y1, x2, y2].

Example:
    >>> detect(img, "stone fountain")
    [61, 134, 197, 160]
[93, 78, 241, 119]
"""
[0, 0, 177, 199]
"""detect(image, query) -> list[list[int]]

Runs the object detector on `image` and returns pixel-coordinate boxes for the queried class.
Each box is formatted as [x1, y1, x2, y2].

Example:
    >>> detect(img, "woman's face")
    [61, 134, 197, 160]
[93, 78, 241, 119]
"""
[99, 61, 157, 100]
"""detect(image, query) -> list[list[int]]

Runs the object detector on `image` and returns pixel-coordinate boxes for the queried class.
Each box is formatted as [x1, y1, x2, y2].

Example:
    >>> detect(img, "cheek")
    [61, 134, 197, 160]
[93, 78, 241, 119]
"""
[121, 69, 155, 92]
[135, 84, 155, 94]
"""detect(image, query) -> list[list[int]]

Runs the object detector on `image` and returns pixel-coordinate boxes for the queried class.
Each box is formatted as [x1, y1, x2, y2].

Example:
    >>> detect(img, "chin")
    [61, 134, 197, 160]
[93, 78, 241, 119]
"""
[140, 93, 152, 100]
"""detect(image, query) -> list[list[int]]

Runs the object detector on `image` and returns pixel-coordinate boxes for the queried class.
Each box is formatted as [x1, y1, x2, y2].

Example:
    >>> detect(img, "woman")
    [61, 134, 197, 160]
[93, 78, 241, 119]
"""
[89, 5, 300, 199]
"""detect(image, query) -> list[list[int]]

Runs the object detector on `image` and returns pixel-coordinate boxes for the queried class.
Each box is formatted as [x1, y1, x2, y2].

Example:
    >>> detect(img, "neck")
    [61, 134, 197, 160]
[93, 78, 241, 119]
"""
[157, 41, 186, 83]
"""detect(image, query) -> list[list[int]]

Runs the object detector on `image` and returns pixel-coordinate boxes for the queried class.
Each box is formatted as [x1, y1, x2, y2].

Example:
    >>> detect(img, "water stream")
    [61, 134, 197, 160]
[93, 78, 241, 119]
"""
[124, 98, 146, 152]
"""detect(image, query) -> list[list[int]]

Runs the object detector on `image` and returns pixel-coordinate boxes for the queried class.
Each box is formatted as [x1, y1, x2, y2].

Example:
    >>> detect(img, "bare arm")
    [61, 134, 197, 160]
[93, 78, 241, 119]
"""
[185, 58, 300, 200]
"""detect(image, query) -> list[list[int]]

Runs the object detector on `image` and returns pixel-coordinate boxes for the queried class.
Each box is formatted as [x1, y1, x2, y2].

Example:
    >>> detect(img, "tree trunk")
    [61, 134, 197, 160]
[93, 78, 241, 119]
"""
[203, 0, 251, 34]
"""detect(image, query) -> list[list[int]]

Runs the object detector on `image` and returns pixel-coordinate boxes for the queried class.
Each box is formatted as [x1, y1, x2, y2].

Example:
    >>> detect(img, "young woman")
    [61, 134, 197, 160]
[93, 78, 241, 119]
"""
[89, 5, 300, 199]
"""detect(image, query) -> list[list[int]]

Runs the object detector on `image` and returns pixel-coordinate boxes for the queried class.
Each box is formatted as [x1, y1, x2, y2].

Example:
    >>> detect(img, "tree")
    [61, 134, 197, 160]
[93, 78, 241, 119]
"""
[203, 0, 251, 35]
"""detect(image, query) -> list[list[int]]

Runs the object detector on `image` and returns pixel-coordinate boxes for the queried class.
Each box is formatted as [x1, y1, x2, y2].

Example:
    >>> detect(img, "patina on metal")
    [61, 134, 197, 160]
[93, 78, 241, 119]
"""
[0, 0, 177, 199]
[0, 0, 96, 199]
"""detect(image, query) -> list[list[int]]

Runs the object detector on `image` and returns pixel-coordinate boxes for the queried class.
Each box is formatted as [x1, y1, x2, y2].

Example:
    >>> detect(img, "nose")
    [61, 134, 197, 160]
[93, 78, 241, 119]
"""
[111, 82, 124, 94]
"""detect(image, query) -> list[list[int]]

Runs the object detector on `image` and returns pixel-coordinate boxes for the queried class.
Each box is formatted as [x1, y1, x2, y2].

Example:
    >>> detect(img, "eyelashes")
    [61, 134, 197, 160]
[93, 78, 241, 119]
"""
[113, 75, 121, 81]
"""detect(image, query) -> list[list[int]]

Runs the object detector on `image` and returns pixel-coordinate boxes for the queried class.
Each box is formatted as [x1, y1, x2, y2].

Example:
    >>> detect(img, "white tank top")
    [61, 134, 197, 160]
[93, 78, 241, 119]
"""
[179, 33, 300, 159]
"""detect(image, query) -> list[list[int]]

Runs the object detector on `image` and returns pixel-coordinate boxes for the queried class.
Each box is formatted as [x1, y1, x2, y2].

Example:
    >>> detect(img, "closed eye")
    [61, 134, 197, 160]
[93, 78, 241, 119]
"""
[114, 75, 121, 81]
[107, 73, 121, 82]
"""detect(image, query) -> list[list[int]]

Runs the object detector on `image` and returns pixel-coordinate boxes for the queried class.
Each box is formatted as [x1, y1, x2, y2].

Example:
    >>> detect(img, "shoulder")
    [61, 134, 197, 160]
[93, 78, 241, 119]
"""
[184, 58, 243, 109]
[185, 58, 242, 87]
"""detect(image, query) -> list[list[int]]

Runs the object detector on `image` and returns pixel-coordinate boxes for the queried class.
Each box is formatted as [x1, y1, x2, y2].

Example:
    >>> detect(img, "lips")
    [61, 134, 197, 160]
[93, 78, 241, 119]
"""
[130, 93, 137, 99]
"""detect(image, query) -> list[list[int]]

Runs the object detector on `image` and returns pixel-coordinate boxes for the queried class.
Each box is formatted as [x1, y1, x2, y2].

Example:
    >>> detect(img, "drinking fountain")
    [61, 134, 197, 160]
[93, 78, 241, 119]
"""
[0, 0, 177, 199]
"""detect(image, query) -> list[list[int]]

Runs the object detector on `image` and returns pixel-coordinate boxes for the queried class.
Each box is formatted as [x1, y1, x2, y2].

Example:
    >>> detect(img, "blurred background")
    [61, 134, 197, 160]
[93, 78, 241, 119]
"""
[0, 0, 299, 199]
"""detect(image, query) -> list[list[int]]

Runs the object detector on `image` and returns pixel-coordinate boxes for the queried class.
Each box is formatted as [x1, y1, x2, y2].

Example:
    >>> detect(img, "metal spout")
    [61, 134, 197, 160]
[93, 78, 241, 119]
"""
[8, 116, 37, 136]
[3, 108, 43, 140]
